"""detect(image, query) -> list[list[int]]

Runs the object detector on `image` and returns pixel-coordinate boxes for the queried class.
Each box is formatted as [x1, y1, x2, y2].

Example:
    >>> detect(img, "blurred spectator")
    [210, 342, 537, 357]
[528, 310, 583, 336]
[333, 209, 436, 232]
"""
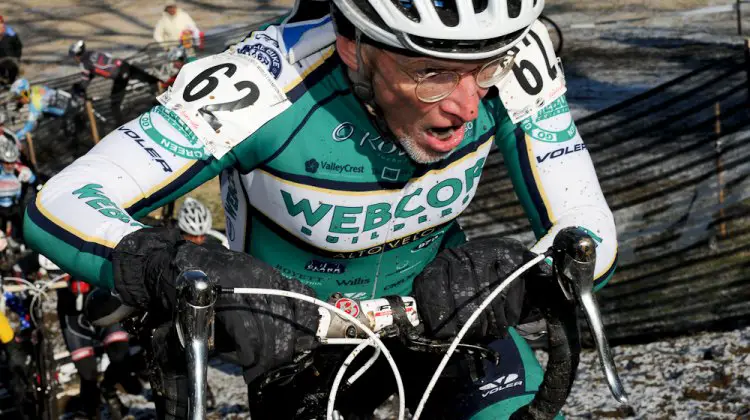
[69, 40, 159, 125]
[0, 15, 22, 84]
[57, 279, 133, 419]
[0, 110, 36, 170]
[0, 140, 34, 240]
[9, 78, 71, 140]
[153, 2, 201, 47]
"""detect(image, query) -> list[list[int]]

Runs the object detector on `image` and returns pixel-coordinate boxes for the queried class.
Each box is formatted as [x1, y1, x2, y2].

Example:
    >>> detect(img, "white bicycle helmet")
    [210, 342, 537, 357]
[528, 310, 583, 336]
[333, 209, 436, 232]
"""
[69, 39, 86, 57]
[10, 78, 30, 98]
[0, 140, 19, 163]
[177, 197, 212, 236]
[331, 0, 543, 60]
[167, 46, 187, 62]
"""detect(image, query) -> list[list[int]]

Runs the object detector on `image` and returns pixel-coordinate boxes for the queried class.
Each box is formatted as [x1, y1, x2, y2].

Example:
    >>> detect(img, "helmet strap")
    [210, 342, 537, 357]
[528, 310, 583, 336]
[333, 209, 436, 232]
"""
[347, 29, 399, 141]
[350, 29, 373, 101]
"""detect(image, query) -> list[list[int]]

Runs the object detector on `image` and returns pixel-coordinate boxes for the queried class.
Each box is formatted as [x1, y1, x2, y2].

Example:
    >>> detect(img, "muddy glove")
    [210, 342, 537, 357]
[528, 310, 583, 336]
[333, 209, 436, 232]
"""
[412, 237, 548, 341]
[112, 227, 320, 382]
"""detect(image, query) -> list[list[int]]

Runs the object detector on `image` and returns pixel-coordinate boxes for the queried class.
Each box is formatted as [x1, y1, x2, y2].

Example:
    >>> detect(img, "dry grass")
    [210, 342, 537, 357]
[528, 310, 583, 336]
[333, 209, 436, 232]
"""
[147, 175, 225, 230]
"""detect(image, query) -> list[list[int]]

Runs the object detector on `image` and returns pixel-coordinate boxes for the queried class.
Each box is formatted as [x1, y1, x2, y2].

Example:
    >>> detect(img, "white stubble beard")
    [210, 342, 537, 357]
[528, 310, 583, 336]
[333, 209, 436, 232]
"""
[397, 134, 455, 164]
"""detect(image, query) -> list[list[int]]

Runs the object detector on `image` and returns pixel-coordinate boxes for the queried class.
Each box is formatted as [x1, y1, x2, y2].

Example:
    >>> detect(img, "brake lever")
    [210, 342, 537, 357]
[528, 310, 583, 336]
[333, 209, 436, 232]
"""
[552, 227, 628, 405]
[402, 329, 501, 366]
[175, 270, 218, 420]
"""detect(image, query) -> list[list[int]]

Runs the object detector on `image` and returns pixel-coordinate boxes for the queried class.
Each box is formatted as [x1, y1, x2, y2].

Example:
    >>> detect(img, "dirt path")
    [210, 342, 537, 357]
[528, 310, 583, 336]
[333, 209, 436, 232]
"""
[2, 0, 293, 81]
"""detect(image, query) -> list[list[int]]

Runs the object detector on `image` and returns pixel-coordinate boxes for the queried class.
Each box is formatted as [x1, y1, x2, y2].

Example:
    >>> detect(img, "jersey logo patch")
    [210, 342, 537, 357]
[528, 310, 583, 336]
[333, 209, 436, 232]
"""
[521, 96, 578, 144]
[139, 106, 208, 160]
[238, 43, 283, 79]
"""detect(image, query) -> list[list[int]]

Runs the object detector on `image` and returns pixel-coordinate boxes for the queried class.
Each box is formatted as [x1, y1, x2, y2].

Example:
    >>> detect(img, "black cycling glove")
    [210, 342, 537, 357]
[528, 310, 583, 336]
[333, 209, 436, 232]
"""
[412, 237, 549, 341]
[112, 227, 320, 382]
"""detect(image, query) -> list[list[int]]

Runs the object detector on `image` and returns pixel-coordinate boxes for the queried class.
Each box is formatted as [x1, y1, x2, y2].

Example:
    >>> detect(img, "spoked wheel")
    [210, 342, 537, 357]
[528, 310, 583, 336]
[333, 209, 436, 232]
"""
[539, 14, 564, 56]
[32, 309, 59, 420]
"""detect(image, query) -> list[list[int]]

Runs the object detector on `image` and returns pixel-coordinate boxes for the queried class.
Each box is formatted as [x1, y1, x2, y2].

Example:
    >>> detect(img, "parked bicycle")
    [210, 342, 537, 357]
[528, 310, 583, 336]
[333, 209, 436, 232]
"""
[1, 275, 67, 420]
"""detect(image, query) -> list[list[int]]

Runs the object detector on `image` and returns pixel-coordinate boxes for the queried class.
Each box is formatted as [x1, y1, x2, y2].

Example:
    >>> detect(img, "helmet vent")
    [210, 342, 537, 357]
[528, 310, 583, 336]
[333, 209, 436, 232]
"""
[434, 0, 460, 27]
[395, 0, 421, 23]
[508, 0, 522, 18]
[473, 0, 488, 14]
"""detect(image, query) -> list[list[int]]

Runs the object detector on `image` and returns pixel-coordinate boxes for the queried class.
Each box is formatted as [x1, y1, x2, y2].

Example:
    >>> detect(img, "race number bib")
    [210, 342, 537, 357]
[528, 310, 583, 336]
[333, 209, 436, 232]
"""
[499, 20, 567, 124]
[157, 52, 291, 159]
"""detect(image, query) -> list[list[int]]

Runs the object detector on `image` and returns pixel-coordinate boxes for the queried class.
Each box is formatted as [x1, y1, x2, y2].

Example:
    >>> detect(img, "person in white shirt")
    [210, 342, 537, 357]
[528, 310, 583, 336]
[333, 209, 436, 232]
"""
[152, 1, 200, 47]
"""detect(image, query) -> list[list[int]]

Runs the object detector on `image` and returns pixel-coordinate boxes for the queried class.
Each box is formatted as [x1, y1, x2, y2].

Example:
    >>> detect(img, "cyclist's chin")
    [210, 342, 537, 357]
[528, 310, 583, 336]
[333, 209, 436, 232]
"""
[398, 132, 458, 164]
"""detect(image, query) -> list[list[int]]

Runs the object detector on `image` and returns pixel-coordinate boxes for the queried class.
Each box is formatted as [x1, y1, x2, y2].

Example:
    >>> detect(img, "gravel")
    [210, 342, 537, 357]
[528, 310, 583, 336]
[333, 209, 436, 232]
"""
[560, 326, 750, 419]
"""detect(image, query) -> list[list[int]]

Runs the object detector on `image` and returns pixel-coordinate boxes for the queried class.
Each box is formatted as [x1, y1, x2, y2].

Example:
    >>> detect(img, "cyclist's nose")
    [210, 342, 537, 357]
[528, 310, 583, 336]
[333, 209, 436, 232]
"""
[440, 75, 487, 122]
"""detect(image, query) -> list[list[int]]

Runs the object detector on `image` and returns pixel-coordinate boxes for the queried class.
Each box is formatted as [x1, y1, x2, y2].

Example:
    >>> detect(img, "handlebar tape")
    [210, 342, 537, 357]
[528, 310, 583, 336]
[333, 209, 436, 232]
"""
[511, 298, 580, 419]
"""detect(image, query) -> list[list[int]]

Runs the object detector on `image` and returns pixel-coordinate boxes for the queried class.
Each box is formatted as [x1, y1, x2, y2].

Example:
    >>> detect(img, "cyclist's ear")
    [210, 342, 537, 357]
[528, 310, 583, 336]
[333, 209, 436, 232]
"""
[335, 35, 360, 72]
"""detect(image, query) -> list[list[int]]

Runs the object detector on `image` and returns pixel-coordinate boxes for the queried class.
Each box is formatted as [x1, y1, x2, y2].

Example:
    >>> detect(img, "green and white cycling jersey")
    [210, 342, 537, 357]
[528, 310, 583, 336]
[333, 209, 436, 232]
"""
[24, 14, 617, 301]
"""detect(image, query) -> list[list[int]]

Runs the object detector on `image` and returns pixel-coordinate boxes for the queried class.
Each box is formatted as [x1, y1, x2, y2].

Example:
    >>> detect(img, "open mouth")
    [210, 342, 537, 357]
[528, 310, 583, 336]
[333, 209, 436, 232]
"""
[424, 124, 466, 153]
[427, 126, 459, 140]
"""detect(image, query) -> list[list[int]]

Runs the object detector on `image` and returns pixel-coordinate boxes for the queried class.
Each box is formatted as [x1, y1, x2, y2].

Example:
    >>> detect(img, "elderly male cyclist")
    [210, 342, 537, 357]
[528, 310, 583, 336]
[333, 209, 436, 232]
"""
[25, 0, 617, 418]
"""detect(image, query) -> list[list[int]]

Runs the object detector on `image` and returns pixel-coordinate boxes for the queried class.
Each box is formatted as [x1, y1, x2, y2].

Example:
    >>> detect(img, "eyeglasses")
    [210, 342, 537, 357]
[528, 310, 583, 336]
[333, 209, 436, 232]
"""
[384, 52, 516, 103]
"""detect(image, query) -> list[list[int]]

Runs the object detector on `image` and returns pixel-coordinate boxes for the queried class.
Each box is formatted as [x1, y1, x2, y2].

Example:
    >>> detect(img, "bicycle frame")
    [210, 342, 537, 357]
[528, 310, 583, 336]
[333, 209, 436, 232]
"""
[1, 276, 67, 420]
[171, 228, 628, 420]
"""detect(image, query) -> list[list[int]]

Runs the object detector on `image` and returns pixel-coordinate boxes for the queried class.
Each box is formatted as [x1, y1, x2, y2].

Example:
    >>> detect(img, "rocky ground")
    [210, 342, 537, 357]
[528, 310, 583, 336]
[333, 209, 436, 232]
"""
[108, 325, 750, 419]
[561, 326, 750, 419]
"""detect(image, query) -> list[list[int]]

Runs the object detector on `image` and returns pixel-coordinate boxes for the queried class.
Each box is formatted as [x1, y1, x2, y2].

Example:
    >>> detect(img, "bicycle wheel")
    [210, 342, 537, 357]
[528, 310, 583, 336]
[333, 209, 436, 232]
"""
[41, 340, 59, 420]
[539, 14, 564, 56]
[32, 310, 59, 420]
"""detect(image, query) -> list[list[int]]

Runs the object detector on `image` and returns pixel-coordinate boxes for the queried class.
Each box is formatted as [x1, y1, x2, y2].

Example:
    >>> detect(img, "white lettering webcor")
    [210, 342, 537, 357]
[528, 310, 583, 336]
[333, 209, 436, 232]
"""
[158, 51, 292, 160]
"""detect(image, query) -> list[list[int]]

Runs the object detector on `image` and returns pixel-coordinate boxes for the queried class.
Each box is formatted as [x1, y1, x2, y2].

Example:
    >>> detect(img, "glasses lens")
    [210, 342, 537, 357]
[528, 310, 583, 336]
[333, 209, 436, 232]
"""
[476, 55, 515, 88]
[416, 72, 460, 103]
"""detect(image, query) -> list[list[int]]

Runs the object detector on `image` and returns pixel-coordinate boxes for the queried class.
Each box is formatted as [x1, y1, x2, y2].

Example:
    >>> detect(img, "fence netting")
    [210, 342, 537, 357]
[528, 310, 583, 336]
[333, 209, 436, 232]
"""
[460, 50, 750, 343]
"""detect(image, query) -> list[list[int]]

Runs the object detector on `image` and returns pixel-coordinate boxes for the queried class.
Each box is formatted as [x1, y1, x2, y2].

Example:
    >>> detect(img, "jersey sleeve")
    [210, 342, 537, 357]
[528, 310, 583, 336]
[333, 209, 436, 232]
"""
[496, 96, 617, 290]
[15, 120, 36, 140]
[78, 59, 95, 90]
[23, 109, 234, 288]
[24, 48, 293, 289]
[493, 20, 617, 290]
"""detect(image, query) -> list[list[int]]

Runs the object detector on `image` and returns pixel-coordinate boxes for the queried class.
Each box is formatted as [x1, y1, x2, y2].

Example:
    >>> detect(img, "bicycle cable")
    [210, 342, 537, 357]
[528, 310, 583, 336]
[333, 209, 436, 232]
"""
[3, 274, 69, 327]
[229, 287, 406, 420]
[327, 338, 377, 419]
[413, 253, 548, 420]
[230, 252, 547, 420]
